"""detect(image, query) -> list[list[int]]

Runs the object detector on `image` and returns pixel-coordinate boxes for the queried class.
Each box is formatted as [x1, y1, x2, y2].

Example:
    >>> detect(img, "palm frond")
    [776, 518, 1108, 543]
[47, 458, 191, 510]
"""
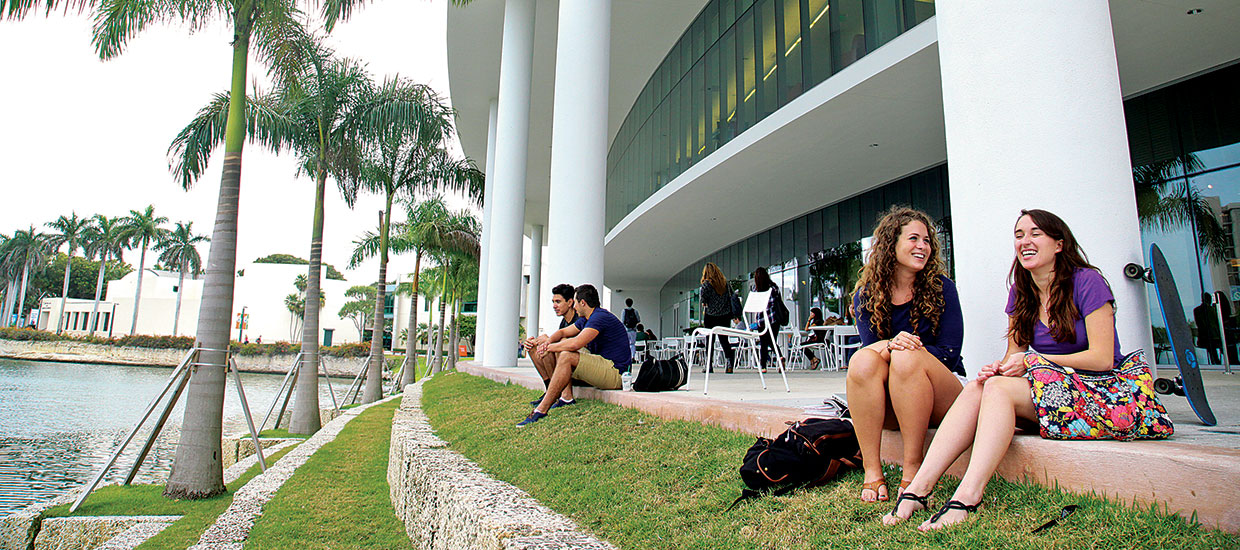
[167, 89, 296, 188]
[348, 229, 380, 268]
[1, 0, 94, 20]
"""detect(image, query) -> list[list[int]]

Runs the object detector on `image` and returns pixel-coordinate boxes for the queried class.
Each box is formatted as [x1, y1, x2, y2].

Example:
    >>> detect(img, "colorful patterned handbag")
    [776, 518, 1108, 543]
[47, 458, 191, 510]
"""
[1026, 350, 1174, 441]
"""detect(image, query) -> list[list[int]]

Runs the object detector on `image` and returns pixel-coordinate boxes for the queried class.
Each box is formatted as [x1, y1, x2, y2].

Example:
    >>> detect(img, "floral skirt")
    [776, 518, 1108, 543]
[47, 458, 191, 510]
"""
[1026, 350, 1174, 441]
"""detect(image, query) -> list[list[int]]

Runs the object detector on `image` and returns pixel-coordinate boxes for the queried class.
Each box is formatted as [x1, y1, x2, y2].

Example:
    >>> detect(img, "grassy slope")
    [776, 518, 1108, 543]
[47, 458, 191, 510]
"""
[244, 398, 410, 550]
[423, 373, 1239, 550]
[41, 445, 298, 549]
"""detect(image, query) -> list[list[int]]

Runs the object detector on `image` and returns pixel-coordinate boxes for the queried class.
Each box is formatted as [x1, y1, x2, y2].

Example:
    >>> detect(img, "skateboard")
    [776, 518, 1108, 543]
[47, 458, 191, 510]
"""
[1124, 244, 1217, 426]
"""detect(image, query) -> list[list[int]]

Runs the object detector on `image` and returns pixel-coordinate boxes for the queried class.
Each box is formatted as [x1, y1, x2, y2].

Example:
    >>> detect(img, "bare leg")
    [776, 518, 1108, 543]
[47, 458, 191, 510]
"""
[919, 376, 1036, 531]
[531, 349, 554, 383]
[846, 344, 891, 502]
[887, 348, 963, 484]
[535, 351, 580, 414]
[882, 379, 984, 525]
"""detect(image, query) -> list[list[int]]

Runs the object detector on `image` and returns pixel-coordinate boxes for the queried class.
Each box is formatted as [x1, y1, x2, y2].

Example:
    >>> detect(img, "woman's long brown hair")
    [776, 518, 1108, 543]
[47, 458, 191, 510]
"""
[852, 206, 947, 338]
[1006, 209, 1105, 346]
[701, 262, 727, 296]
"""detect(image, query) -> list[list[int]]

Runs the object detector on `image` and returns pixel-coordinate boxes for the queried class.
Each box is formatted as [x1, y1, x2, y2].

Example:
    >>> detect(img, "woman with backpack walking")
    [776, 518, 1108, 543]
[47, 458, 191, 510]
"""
[699, 262, 740, 373]
[848, 206, 965, 503]
[751, 266, 788, 373]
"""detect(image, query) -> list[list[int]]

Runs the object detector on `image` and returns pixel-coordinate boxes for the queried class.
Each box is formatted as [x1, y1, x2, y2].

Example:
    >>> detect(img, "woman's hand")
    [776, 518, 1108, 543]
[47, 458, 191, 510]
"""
[979, 352, 1027, 382]
[887, 331, 923, 352]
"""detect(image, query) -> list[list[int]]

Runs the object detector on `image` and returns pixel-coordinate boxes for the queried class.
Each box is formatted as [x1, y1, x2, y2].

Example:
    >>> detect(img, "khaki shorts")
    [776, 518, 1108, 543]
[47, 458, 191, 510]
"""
[571, 349, 622, 390]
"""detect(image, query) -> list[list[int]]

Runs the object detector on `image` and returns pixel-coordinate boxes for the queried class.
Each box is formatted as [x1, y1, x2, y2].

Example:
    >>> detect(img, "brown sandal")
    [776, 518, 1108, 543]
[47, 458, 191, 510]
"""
[861, 478, 889, 502]
[898, 478, 913, 494]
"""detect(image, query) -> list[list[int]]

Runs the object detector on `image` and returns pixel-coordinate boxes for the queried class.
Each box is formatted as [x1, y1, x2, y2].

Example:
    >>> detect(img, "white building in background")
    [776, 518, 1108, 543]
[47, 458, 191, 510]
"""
[39, 262, 451, 349]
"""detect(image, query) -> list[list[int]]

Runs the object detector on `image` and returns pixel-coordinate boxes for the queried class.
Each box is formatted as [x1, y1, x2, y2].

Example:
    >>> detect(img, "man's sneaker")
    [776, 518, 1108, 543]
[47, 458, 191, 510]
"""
[516, 410, 547, 427]
[529, 393, 546, 406]
[549, 398, 576, 409]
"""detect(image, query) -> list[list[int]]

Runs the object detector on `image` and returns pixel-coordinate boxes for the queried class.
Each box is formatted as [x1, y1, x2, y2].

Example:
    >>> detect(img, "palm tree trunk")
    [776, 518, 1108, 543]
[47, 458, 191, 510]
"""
[2, 278, 16, 328]
[173, 260, 186, 336]
[364, 198, 392, 402]
[399, 250, 422, 388]
[433, 278, 447, 374]
[165, 14, 252, 500]
[56, 252, 72, 334]
[89, 257, 106, 336]
[448, 299, 460, 371]
[129, 241, 147, 336]
[17, 263, 31, 327]
[291, 168, 327, 434]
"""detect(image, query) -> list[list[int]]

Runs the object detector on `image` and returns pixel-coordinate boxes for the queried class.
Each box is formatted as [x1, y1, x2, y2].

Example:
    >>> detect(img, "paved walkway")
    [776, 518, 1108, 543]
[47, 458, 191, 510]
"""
[459, 359, 1240, 533]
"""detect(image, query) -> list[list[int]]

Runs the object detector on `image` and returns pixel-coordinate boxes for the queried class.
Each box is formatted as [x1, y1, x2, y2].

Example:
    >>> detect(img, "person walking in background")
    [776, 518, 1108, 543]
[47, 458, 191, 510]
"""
[1193, 293, 1223, 364]
[700, 262, 741, 373]
[750, 266, 786, 373]
[847, 206, 964, 503]
[622, 297, 641, 359]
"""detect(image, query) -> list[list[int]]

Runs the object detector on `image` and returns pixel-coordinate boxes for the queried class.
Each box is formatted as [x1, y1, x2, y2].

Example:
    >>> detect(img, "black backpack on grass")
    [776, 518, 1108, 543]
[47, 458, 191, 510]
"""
[633, 355, 688, 392]
[728, 418, 862, 510]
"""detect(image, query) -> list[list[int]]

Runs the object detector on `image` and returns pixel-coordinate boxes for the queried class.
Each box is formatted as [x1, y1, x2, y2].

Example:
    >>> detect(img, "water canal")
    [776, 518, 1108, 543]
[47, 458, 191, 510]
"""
[0, 358, 355, 514]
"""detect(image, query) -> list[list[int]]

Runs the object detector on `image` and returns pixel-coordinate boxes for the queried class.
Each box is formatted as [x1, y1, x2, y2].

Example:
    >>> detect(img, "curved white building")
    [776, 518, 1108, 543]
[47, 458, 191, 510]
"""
[450, 0, 1240, 374]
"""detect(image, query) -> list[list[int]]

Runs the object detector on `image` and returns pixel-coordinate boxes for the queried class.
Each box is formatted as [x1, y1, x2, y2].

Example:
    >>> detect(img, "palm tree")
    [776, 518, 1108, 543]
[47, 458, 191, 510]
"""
[1133, 153, 1228, 263]
[154, 222, 209, 336]
[441, 243, 480, 372]
[117, 206, 169, 336]
[350, 98, 482, 397]
[82, 214, 126, 336]
[1, 227, 52, 328]
[45, 213, 90, 334]
[421, 210, 480, 376]
[0, 0, 401, 501]
[0, 234, 16, 327]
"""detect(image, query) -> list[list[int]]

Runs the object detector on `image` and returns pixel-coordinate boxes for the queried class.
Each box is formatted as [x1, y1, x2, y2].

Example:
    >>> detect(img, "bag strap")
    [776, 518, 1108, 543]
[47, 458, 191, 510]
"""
[725, 480, 813, 512]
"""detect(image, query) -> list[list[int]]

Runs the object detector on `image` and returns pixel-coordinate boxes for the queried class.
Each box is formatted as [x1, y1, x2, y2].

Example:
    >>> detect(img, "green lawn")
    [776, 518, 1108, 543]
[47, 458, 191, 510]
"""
[42, 445, 298, 550]
[423, 373, 1239, 550]
[244, 398, 410, 550]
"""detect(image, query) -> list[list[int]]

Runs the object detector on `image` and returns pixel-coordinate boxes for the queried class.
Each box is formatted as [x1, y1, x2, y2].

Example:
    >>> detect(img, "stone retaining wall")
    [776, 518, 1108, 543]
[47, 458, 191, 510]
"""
[0, 339, 379, 377]
[387, 378, 614, 550]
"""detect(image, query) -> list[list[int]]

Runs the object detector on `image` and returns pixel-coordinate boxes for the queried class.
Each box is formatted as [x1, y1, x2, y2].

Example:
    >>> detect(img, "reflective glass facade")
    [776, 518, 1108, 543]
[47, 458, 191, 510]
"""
[658, 166, 949, 336]
[1128, 63, 1240, 366]
[605, 0, 936, 230]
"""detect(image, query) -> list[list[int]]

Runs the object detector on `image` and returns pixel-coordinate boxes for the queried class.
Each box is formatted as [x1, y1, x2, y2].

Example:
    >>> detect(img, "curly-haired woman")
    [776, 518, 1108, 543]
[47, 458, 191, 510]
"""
[848, 206, 965, 502]
[700, 262, 740, 373]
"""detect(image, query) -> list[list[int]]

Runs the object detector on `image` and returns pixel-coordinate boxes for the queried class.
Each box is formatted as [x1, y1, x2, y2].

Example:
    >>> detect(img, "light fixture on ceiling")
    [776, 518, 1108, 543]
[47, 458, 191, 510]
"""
[1187, 8, 1203, 15]
[869, 143, 879, 148]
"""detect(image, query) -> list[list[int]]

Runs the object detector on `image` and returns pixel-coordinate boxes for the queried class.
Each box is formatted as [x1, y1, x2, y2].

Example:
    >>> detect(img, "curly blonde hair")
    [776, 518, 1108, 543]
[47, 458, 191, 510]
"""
[852, 206, 947, 338]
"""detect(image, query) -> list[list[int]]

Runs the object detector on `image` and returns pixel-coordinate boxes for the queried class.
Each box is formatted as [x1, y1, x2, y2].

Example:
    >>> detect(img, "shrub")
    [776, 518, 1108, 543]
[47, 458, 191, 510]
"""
[0, 327, 67, 342]
[113, 334, 195, 349]
[324, 342, 370, 357]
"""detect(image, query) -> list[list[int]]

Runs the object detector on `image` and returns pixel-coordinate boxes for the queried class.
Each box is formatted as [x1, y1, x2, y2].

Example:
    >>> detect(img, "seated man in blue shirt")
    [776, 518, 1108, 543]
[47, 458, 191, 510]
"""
[517, 284, 633, 427]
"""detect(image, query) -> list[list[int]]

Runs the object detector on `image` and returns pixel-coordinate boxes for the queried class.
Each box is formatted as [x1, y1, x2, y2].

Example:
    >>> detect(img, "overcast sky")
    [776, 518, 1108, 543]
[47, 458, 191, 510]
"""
[0, 0, 476, 283]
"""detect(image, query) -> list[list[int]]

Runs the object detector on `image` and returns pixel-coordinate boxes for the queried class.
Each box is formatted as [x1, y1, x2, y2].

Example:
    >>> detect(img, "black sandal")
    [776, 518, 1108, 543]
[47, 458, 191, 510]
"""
[887, 491, 931, 521]
[928, 499, 980, 525]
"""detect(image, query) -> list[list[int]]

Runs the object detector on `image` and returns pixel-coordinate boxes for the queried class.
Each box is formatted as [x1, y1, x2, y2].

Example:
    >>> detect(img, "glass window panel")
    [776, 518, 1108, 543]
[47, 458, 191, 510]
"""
[748, 235, 760, 275]
[682, 74, 693, 166]
[794, 216, 808, 260]
[806, 0, 831, 85]
[808, 207, 823, 253]
[865, 0, 905, 51]
[908, 0, 934, 27]
[692, 62, 705, 157]
[782, 220, 796, 264]
[692, 13, 705, 62]
[738, 10, 757, 130]
[721, 28, 738, 143]
[759, 230, 773, 268]
[831, 0, 867, 71]
[706, 44, 721, 155]
[781, 0, 803, 101]
[757, 0, 778, 117]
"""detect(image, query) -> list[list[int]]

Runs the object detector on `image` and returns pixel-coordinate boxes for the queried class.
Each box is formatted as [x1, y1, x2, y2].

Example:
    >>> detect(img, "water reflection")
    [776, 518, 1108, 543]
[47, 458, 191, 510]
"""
[0, 358, 356, 514]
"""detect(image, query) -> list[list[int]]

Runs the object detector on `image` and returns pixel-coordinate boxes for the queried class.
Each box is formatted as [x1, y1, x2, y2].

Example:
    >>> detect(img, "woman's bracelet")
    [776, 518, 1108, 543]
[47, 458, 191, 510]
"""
[886, 339, 893, 352]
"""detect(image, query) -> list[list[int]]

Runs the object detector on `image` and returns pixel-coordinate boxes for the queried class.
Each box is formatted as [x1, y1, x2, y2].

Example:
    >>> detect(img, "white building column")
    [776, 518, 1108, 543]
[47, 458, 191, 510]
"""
[545, 0, 611, 293]
[526, 224, 543, 338]
[482, 0, 537, 368]
[937, 3, 1152, 375]
[476, 98, 499, 361]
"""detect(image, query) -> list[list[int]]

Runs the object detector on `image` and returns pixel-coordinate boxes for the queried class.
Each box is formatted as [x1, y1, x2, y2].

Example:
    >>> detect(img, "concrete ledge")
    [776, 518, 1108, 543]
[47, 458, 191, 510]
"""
[32, 516, 179, 550]
[459, 361, 1240, 533]
[388, 379, 615, 550]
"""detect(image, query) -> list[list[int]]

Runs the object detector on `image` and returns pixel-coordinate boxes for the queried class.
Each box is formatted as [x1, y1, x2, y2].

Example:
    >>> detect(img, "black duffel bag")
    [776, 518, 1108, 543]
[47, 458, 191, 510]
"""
[728, 418, 861, 510]
[633, 354, 688, 392]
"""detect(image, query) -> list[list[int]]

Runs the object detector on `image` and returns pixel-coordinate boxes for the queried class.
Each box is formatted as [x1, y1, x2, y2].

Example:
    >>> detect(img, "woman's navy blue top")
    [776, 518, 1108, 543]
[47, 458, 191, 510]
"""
[852, 275, 965, 376]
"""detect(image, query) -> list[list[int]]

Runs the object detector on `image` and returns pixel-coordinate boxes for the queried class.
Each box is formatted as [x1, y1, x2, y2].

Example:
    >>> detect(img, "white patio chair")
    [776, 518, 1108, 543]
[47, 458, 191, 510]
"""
[831, 325, 862, 371]
[702, 289, 790, 395]
[789, 328, 830, 370]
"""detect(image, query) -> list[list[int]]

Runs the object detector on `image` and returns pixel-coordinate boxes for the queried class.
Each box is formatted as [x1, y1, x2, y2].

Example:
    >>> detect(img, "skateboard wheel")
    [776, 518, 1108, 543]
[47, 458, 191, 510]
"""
[1123, 263, 1145, 280]
[1153, 378, 1176, 395]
